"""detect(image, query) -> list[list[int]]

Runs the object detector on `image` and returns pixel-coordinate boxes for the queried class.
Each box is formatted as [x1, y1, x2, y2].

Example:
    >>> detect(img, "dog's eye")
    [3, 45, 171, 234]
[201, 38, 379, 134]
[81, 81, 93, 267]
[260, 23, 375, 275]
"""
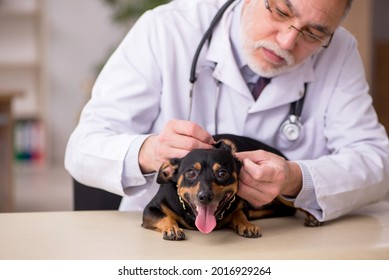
[216, 169, 229, 180]
[185, 168, 198, 180]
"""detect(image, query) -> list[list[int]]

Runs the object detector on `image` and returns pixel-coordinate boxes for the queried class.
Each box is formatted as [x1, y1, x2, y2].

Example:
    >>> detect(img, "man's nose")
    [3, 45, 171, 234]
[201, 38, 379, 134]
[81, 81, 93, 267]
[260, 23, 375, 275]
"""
[276, 25, 301, 50]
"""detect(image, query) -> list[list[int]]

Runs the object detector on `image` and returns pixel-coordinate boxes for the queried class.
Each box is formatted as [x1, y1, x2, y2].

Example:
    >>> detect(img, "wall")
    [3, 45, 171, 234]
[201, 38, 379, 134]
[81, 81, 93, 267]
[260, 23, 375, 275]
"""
[373, 0, 389, 41]
[371, 0, 389, 132]
[46, 0, 127, 164]
[342, 0, 373, 86]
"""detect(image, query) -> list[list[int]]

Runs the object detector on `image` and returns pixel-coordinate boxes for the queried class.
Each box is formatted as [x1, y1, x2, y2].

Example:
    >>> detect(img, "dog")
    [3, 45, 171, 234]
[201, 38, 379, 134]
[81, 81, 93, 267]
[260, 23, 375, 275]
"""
[142, 134, 321, 240]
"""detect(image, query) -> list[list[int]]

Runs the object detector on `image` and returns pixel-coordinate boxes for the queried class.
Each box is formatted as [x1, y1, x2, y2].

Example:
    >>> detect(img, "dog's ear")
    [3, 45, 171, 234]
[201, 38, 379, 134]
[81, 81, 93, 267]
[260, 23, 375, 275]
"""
[213, 139, 242, 174]
[156, 158, 181, 184]
[213, 139, 237, 153]
[234, 156, 243, 174]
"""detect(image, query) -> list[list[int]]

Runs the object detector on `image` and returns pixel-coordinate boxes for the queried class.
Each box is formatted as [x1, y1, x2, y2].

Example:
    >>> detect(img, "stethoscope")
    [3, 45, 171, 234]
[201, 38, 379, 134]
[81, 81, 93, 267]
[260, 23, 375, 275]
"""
[188, 0, 306, 141]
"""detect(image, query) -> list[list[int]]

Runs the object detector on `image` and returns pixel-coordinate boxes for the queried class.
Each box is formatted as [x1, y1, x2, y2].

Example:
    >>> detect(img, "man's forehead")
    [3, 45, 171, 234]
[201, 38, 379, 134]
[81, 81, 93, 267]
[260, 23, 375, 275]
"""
[281, 0, 346, 30]
[283, 0, 301, 17]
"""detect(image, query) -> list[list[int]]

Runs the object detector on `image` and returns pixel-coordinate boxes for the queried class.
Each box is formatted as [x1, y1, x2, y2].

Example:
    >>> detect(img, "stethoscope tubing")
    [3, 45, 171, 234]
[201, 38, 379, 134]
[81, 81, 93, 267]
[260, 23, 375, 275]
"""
[189, 0, 236, 84]
[290, 83, 307, 117]
[188, 0, 236, 124]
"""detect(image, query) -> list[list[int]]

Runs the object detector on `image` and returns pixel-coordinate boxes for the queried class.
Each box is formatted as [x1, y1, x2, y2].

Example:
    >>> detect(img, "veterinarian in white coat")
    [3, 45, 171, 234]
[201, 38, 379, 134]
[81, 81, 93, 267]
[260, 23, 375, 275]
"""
[65, 0, 389, 222]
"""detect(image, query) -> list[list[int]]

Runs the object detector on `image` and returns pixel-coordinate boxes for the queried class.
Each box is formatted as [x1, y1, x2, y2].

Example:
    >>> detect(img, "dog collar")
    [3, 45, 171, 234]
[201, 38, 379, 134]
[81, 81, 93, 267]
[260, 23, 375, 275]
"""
[177, 189, 187, 211]
[216, 194, 236, 220]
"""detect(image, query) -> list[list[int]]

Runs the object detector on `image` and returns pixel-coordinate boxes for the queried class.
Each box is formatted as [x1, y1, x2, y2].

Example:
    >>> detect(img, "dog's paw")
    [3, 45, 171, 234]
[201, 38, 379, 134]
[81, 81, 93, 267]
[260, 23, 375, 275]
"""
[235, 223, 262, 238]
[304, 214, 322, 227]
[162, 227, 186, 241]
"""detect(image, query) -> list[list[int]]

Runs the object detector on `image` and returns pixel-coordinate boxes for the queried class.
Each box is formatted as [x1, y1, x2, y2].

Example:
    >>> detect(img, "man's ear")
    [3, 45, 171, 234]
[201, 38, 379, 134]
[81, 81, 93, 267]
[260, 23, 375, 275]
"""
[156, 158, 181, 184]
[213, 139, 237, 153]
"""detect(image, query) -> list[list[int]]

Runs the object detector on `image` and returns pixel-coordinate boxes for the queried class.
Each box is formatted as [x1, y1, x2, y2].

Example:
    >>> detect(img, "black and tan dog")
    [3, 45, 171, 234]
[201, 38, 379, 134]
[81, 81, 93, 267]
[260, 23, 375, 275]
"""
[142, 134, 320, 240]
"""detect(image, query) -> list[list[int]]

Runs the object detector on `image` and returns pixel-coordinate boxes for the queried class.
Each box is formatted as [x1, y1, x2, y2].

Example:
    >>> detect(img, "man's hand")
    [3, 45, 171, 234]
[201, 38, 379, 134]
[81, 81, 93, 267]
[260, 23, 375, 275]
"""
[235, 150, 302, 208]
[139, 119, 215, 174]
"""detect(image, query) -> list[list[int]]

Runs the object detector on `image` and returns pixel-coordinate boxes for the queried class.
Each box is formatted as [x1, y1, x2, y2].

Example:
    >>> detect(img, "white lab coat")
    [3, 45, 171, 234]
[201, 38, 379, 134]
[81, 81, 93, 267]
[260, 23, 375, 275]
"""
[65, 0, 389, 221]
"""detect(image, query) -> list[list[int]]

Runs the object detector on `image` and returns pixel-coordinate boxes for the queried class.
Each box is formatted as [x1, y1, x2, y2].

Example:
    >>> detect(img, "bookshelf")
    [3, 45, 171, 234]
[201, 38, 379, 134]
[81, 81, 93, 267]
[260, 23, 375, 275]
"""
[0, 0, 47, 163]
[0, 90, 22, 212]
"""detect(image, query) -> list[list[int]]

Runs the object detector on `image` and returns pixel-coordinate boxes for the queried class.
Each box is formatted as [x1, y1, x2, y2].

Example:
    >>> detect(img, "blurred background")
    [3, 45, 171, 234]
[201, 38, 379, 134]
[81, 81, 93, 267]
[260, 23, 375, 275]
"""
[0, 0, 388, 213]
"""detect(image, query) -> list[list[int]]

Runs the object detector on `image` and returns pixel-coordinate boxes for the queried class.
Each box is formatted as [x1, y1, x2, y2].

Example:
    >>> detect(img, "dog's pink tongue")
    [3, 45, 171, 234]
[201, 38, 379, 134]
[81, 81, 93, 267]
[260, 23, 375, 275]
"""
[195, 205, 217, 234]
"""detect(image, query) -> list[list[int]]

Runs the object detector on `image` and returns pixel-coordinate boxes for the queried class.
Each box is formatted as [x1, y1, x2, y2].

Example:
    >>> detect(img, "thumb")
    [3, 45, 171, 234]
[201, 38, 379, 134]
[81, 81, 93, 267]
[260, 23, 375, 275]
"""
[242, 158, 259, 175]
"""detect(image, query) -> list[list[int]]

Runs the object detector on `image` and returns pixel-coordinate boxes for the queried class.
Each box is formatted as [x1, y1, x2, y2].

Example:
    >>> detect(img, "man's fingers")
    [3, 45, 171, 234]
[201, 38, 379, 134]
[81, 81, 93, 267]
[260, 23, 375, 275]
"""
[169, 120, 215, 146]
[155, 120, 215, 167]
[235, 150, 273, 163]
[238, 158, 281, 207]
[240, 158, 274, 183]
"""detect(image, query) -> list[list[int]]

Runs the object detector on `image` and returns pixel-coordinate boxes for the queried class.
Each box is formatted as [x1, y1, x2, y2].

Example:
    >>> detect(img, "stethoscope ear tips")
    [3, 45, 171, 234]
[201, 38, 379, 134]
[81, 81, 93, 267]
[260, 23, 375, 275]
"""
[280, 115, 302, 142]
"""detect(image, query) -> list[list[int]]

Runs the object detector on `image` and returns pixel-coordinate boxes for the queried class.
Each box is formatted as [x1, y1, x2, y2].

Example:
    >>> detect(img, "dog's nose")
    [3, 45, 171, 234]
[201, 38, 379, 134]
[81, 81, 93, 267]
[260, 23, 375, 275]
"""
[198, 190, 214, 204]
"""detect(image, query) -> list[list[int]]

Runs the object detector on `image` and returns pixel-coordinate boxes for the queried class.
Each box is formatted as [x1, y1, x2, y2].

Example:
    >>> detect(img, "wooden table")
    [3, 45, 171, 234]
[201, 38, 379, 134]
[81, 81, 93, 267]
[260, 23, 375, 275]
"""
[0, 200, 388, 260]
[0, 90, 21, 212]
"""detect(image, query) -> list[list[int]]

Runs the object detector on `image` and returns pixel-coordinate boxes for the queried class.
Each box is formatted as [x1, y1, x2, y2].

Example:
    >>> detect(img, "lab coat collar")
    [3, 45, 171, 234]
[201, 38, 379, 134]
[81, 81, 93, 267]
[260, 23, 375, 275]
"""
[251, 59, 316, 112]
[205, 0, 252, 98]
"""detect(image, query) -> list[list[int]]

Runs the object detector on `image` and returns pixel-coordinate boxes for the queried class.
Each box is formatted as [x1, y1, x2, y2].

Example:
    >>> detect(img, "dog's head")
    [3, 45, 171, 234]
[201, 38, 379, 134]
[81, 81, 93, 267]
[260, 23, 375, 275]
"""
[156, 139, 242, 234]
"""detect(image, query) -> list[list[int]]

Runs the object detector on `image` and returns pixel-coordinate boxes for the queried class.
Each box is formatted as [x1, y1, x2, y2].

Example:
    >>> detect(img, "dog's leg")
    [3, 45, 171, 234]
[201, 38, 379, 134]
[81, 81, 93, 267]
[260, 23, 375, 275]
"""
[157, 214, 186, 240]
[300, 210, 322, 227]
[247, 197, 296, 222]
[278, 197, 322, 227]
[229, 209, 261, 238]
[142, 206, 186, 241]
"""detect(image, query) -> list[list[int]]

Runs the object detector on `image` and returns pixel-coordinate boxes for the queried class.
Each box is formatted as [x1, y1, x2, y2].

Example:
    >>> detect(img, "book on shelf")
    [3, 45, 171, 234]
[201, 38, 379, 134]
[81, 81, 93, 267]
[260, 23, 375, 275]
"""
[13, 118, 45, 163]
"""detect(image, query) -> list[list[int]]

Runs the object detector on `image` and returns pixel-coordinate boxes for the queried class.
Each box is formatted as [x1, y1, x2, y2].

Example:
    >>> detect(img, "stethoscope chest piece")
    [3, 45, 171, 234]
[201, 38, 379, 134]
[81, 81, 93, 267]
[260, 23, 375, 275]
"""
[279, 84, 308, 141]
[280, 114, 302, 142]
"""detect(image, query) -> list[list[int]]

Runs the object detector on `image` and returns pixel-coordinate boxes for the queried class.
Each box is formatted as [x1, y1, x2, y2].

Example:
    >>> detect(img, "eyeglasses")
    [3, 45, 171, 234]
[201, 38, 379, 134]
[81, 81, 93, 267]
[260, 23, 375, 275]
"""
[264, 0, 334, 48]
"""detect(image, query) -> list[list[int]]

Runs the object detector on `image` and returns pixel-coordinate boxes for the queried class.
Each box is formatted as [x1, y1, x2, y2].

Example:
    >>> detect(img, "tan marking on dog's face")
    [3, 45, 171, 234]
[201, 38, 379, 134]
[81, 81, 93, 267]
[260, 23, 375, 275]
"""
[178, 181, 201, 207]
[213, 163, 222, 173]
[212, 163, 239, 193]
[211, 181, 238, 198]
[176, 161, 240, 215]
[212, 162, 238, 178]
[177, 162, 202, 205]
[176, 174, 184, 188]
[210, 180, 238, 218]
[176, 162, 201, 187]
[193, 162, 201, 170]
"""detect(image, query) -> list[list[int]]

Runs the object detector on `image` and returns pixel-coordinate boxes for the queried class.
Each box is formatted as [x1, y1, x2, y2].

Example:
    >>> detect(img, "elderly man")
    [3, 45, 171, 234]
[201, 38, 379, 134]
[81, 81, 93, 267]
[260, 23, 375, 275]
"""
[65, 0, 389, 223]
